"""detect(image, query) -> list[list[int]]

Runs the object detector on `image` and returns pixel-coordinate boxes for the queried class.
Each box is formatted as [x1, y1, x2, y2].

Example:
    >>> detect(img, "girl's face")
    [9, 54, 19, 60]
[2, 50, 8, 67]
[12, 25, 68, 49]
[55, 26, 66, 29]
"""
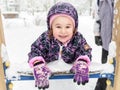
[51, 16, 74, 44]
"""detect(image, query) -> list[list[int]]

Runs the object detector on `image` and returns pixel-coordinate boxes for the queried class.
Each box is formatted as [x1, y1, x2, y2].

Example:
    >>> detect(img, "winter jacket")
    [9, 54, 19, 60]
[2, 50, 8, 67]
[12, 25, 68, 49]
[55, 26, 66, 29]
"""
[94, 0, 114, 51]
[28, 31, 92, 64]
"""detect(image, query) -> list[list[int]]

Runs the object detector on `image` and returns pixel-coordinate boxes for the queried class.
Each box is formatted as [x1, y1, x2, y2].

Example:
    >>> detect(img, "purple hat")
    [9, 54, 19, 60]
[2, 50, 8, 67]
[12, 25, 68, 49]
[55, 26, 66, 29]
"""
[47, 2, 78, 30]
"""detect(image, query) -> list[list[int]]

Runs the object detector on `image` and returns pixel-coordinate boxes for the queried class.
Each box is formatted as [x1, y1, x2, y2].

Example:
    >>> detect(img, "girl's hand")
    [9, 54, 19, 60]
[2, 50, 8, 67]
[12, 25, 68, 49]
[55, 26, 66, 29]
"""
[33, 62, 51, 89]
[70, 59, 89, 85]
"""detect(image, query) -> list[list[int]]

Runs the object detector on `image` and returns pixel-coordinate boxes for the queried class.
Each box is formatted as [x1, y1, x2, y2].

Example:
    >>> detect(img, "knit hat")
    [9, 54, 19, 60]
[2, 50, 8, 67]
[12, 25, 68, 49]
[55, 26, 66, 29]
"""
[47, 2, 78, 30]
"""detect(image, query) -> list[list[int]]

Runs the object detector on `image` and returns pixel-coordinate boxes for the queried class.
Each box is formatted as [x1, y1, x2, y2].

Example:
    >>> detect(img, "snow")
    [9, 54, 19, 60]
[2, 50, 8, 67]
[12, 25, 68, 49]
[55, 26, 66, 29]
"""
[2, 15, 114, 90]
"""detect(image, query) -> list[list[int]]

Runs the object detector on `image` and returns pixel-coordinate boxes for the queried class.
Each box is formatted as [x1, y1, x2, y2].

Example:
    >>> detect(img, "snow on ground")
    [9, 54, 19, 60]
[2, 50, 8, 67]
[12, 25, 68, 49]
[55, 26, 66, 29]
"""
[3, 15, 112, 90]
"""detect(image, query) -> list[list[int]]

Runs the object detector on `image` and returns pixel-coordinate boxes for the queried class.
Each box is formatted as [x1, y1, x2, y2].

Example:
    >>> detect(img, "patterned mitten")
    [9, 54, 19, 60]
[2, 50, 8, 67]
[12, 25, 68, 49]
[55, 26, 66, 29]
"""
[70, 57, 90, 85]
[33, 61, 51, 89]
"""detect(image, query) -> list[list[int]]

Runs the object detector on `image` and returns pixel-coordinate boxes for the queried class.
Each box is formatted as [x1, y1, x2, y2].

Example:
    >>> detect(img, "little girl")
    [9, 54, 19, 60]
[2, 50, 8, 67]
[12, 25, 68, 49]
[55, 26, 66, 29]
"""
[28, 2, 92, 90]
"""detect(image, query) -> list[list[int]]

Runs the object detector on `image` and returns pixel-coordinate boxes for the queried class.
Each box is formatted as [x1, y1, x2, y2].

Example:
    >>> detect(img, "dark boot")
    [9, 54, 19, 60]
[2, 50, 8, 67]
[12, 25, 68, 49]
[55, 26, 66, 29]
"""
[94, 78, 107, 90]
[101, 48, 108, 64]
[94, 48, 108, 90]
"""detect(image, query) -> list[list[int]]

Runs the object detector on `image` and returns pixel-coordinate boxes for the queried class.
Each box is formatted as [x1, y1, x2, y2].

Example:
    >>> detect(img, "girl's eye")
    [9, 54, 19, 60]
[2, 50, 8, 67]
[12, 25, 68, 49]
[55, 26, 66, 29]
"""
[56, 26, 61, 28]
[66, 26, 70, 28]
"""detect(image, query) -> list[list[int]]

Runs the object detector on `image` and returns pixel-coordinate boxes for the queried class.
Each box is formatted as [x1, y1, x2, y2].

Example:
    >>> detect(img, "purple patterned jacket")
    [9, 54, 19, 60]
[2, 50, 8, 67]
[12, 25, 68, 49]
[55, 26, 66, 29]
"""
[28, 31, 92, 64]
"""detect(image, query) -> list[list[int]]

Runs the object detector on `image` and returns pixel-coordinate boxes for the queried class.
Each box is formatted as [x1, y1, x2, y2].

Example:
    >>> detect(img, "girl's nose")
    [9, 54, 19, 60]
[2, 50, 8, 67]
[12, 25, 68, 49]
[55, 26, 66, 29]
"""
[60, 28, 66, 34]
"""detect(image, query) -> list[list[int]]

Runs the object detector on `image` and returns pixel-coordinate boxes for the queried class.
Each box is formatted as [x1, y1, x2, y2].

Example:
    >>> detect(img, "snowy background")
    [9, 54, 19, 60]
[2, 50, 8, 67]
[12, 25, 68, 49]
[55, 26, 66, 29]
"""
[1, 0, 114, 90]
[2, 15, 105, 90]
